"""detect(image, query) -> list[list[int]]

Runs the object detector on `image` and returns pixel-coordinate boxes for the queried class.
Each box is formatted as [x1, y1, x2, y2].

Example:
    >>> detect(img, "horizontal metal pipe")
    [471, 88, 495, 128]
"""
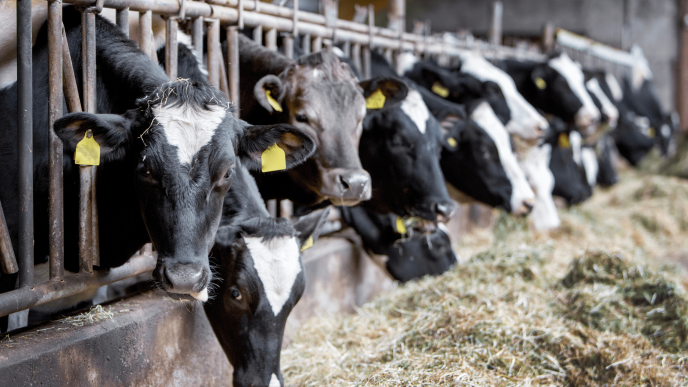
[0, 253, 156, 317]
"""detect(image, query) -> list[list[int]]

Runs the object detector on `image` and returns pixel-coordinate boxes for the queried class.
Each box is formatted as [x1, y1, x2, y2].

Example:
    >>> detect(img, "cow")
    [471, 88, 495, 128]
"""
[233, 35, 371, 209]
[497, 52, 600, 132]
[0, 8, 315, 330]
[545, 118, 593, 204]
[205, 163, 329, 387]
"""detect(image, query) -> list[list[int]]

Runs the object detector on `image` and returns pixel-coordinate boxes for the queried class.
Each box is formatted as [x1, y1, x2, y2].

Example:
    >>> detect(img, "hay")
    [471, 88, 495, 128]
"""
[282, 169, 688, 386]
[59, 305, 114, 327]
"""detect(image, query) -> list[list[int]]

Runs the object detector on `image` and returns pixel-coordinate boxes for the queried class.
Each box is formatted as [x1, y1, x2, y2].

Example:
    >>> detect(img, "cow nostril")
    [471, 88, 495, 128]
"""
[523, 201, 534, 211]
[339, 175, 350, 190]
[434, 203, 454, 219]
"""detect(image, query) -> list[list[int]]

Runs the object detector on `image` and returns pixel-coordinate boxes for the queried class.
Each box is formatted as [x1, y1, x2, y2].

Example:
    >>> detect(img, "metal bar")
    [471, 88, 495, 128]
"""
[227, 26, 240, 112]
[139, 10, 153, 57]
[80, 9, 97, 273]
[49, 0, 64, 282]
[0, 253, 156, 318]
[218, 51, 230, 99]
[302, 33, 311, 55]
[62, 26, 83, 114]
[253, 24, 262, 44]
[237, 0, 243, 29]
[292, 0, 298, 36]
[17, 0, 34, 289]
[116, 7, 129, 37]
[352, 42, 361, 75]
[283, 34, 294, 59]
[207, 18, 220, 88]
[192, 16, 203, 60]
[312, 35, 322, 52]
[0, 200, 18, 275]
[265, 28, 276, 51]
[342, 40, 350, 57]
[165, 17, 179, 79]
[490, 1, 503, 46]
[362, 45, 371, 80]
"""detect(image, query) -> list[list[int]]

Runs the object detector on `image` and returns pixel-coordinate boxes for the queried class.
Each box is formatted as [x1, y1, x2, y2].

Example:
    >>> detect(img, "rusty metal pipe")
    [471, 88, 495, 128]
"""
[17, 0, 34, 289]
[312, 35, 322, 52]
[207, 18, 220, 88]
[0, 200, 18, 275]
[192, 17, 203, 61]
[139, 10, 153, 56]
[116, 7, 129, 37]
[62, 26, 83, 114]
[218, 52, 230, 100]
[165, 17, 178, 79]
[49, 0, 65, 282]
[227, 26, 240, 112]
[0, 253, 156, 318]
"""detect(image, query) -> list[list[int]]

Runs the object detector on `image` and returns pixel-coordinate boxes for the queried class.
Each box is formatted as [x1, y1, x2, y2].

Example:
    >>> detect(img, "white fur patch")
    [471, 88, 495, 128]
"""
[470, 102, 535, 213]
[569, 130, 583, 166]
[332, 46, 346, 58]
[154, 104, 226, 166]
[581, 147, 598, 187]
[397, 52, 419, 76]
[586, 78, 619, 127]
[661, 124, 671, 138]
[458, 51, 548, 139]
[400, 89, 430, 134]
[521, 144, 560, 230]
[245, 236, 301, 316]
[548, 53, 600, 124]
[269, 374, 281, 387]
[178, 31, 209, 77]
[605, 72, 624, 102]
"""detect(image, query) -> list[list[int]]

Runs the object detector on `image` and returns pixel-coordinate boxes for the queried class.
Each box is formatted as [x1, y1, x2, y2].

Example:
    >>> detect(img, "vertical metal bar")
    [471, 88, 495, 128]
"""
[48, 0, 64, 282]
[62, 26, 82, 114]
[292, 0, 299, 37]
[207, 19, 220, 88]
[302, 33, 311, 55]
[166, 17, 179, 79]
[80, 9, 97, 273]
[352, 43, 361, 75]
[17, 0, 34, 288]
[0, 200, 18, 275]
[283, 34, 294, 59]
[238, 0, 244, 29]
[362, 45, 371, 80]
[266, 28, 277, 51]
[192, 17, 203, 60]
[343, 41, 351, 57]
[253, 25, 262, 44]
[312, 35, 322, 52]
[387, 0, 405, 32]
[218, 52, 230, 99]
[279, 200, 293, 219]
[116, 8, 129, 37]
[139, 10, 153, 60]
[227, 26, 240, 112]
[490, 1, 503, 46]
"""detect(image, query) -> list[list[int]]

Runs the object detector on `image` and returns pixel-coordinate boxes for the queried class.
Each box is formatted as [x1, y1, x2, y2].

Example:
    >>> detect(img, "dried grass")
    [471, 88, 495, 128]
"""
[281, 169, 688, 386]
[59, 305, 114, 327]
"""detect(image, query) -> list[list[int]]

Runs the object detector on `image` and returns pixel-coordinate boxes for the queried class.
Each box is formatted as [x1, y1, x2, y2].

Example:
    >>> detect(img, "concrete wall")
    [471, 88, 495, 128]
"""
[406, 0, 680, 111]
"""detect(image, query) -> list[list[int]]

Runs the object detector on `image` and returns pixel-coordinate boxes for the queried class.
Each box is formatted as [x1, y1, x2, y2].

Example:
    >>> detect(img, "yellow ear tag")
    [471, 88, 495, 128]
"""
[648, 127, 656, 138]
[74, 130, 100, 166]
[395, 217, 407, 235]
[432, 82, 449, 98]
[265, 90, 283, 113]
[447, 137, 457, 147]
[366, 89, 386, 109]
[300, 236, 314, 252]
[535, 77, 547, 90]
[558, 133, 571, 148]
[261, 143, 286, 172]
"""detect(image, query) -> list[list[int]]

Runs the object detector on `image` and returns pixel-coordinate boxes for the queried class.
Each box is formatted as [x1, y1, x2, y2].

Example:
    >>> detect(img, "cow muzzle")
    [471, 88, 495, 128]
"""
[513, 198, 535, 216]
[320, 168, 372, 206]
[157, 261, 210, 301]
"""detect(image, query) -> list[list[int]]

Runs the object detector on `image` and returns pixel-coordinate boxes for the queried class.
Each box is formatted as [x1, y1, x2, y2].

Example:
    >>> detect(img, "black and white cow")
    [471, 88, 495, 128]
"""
[596, 133, 620, 187]
[0, 8, 315, 330]
[545, 119, 593, 204]
[205, 163, 329, 387]
[497, 52, 600, 131]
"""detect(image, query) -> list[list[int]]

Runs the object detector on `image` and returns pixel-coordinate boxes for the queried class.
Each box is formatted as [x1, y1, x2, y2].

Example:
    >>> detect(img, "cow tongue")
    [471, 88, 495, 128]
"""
[189, 288, 209, 302]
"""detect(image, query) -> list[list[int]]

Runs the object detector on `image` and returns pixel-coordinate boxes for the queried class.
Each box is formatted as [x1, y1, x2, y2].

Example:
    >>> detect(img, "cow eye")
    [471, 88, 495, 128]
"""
[230, 287, 242, 300]
[295, 114, 308, 123]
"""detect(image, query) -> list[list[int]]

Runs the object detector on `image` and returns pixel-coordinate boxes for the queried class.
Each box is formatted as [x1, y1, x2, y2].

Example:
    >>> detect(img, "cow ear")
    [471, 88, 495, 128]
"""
[359, 76, 409, 108]
[53, 112, 131, 163]
[293, 207, 331, 250]
[254, 74, 285, 113]
[238, 123, 316, 172]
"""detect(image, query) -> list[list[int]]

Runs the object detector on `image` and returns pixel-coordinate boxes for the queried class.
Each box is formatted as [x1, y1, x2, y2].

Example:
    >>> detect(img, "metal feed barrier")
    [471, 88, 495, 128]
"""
[0, 0, 560, 320]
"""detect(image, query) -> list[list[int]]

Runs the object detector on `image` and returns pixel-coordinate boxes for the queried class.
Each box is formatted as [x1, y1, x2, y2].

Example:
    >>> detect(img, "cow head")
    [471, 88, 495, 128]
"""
[546, 120, 592, 204]
[456, 51, 549, 139]
[204, 209, 330, 387]
[254, 50, 371, 206]
[54, 80, 315, 299]
[596, 133, 619, 187]
[622, 76, 675, 158]
[520, 144, 560, 230]
[358, 77, 454, 222]
[612, 110, 657, 166]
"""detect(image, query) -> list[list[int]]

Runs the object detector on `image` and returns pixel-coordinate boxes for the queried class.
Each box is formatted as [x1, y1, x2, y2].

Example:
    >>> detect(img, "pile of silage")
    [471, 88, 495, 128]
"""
[281, 169, 688, 386]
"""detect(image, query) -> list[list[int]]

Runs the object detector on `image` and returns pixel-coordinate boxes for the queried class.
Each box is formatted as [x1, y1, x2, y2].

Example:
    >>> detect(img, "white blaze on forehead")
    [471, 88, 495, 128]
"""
[245, 236, 301, 316]
[605, 72, 624, 102]
[586, 78, 619, 127]
[397, 52, 419, 76]
[548, 53, 600, 122]
[521, 144, 560, 230]
[581, 147, 598, 187]
[400, 89, 430, 134]
[154, 104, 226, 166]
[458, 51, 548, 138]
[269, 374, 281, 387]
[177, 31, 209, 77]
[569, 130, 583, 166]
[470, 102, 535, 213]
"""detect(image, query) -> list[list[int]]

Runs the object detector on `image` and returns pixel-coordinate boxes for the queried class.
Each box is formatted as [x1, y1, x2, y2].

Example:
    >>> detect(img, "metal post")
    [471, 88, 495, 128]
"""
[302, 33, 311, 55]
[352, 42, 361, 74]
[48, 0, 64, 281]
[362, 45, 371, 80]
[387, 0, 405, 33]
[678, 0, 688, 130]
[266, 28, 277, 51]
[218, 53, 230, 99]
[490, 1, 503, 46]
[139, 10, 154, 59]
[312, 35, 322, 52]
[192, 17, 203, 60]
[283, 34, 294, 59]
[17, 0, 34, 288]
[116, 8, 129, 37]
[62, 26, 82, 115]
[227, 26, 240, 112]
[342, 41, 350, 57]
[0, 200, 18, 275]
[253, 25, 263, 44]
[292, 0, 299, 36]
[542, 22, 554, 53]
[166, 17, 179, 79]
[207, 18, 220, 88]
